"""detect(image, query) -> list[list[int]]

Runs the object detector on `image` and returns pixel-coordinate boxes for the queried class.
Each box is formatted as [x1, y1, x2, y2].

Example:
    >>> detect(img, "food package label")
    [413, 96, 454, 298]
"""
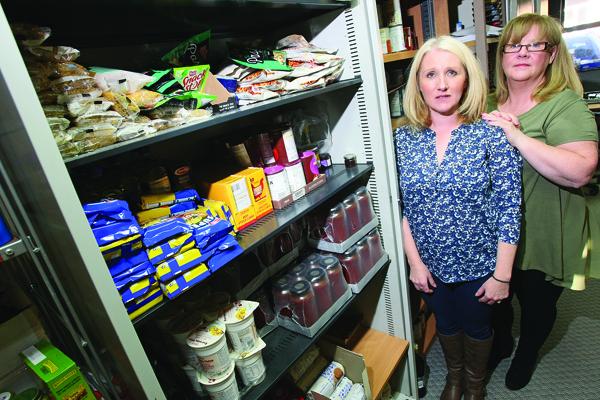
[139, 189, 200, 210]
[19, 339, 95, 400]
[147, 232, 195, 266]
[121, 277, 158, 304]
[127, 287, 164, 320]
[173, 65, 210, 92]
[206, 176, 256, 231]
[114, 262, 157, 291]
[155, 248, 206, 282]
[160, 263, 210, 299]
[219, 300, 260, 324]
[99, 234, 142, 261]
[233, 168, 273, 219]
[177, 212, 234, 250]
[106, 248, 150, 277]
[91, 218, 141, 247]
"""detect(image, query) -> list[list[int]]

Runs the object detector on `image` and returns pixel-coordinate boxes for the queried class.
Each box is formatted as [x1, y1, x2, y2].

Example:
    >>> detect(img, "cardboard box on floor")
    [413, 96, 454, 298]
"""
[312, 340, 373, 400]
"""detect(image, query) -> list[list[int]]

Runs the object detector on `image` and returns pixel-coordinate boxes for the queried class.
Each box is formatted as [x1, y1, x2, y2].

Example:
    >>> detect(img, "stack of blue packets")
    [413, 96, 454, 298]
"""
[84, 200, 164, 320]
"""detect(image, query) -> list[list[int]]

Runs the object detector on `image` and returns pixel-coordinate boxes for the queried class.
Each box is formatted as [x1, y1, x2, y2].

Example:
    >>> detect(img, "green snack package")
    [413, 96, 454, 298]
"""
[173, 65, 210, 93]
[227, 42, 292, 71]
[153, 91, 217, 110]
[162, 30, 210, 67]
[144, 69, 183, 95]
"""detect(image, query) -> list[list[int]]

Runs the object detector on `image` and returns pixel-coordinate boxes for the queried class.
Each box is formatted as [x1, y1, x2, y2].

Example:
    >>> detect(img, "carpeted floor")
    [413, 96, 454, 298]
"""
[419, 185, 600, 400]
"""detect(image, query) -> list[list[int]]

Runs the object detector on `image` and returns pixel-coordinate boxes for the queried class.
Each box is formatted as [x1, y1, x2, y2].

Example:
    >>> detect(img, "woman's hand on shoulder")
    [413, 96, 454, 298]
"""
[482, 111, 524, 148]
[410, 263, 437, 293]
[475, 276, 509, 305]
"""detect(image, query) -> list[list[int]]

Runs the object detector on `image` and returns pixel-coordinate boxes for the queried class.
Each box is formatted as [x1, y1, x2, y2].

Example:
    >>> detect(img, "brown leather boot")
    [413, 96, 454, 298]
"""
[437, 331, 464, 400]
[463, 333, 494, 400]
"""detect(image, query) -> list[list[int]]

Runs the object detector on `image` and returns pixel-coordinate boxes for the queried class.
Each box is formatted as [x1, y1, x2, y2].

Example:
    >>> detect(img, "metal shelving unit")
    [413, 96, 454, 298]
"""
[132, 163, 373, 327]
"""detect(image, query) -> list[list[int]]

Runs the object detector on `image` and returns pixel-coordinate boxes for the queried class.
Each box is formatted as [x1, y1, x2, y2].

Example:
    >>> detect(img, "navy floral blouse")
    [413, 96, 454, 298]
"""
[395, 120, 522, 283]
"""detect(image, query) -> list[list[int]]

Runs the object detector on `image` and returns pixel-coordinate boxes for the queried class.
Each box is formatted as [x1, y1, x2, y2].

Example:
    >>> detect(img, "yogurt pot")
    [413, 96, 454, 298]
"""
[218, 301, 259, 354]
[187, 320, 231, 377]
[154, 305, 185, 331]
[180, 363, 204, 393]
[200, 292, 231, 321]
[233, 338, 267, 386]
[199, 361, 239, 400]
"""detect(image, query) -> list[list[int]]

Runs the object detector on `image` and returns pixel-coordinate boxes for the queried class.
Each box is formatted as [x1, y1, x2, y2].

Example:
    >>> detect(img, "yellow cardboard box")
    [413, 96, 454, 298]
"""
[206, 175, 256, 231]
[233, 168, 274, 220]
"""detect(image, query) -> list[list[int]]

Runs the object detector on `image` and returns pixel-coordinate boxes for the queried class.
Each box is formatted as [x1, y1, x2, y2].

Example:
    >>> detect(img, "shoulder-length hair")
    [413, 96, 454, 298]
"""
[493, 13, 583, 105]
[403, 36, 488, 130]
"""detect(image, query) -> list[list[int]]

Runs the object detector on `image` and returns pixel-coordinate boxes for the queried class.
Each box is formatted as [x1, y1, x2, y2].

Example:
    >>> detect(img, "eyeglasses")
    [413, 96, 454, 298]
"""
[502, 42, 554, 53]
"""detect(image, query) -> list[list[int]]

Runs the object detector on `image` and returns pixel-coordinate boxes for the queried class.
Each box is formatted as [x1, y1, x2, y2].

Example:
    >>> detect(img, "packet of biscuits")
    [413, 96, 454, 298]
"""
[228, 42, 292, 71]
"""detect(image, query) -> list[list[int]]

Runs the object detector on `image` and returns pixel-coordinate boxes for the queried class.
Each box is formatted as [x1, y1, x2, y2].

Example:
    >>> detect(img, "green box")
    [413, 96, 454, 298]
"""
[19, 339, 94, 400]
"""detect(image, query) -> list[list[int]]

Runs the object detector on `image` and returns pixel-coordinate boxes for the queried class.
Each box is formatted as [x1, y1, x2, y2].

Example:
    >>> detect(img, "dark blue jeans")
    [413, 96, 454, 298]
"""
[421, 273, 494, 340]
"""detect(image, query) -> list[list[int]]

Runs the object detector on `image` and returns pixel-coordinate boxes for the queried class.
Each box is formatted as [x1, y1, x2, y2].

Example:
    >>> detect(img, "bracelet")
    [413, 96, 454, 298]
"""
[492, 274, 510, 284]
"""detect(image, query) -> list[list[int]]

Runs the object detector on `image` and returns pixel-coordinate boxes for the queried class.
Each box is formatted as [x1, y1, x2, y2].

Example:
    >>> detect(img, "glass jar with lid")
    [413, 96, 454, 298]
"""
[288, 263, 308, 282]
[354, 186, 377, 225]
[356, 236, 374, 273]
[339, 245, 364, 284]
[289, 280, 320, 327]
[325, 203, 349, 243]
[320, 255, 349, 301]
[305, 267, 334, 314]
[272, 275, 292, 314]
[303, 253, 322, 270]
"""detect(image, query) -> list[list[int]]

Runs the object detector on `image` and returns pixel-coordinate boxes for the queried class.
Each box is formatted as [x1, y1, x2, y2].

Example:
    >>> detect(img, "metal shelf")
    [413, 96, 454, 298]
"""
[131, 163, 374, 327]
[243, 260, 390, 400]
[63, 79, 363, 168]
[0, 237, 27, 262]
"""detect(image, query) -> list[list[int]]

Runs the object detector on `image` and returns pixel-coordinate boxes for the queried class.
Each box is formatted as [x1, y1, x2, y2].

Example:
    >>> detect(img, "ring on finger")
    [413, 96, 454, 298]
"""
[497, 300, 502, 304]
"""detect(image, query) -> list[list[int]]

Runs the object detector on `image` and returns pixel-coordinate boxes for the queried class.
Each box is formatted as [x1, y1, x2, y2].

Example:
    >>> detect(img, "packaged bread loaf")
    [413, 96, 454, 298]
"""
[148, 118, 185, 131]
[10, 23, 51, 47]
[148, 106, 189, 120]
[66, 97, 113, 118]
[57, 89, 103, 105]
[134, 115, 151, 124]
[42, 105, 66, 118]
[25, 61, 48, 77]
[115, 124, 157, 142]
[30, 75, 52, 92]
[186, 108, 212, 123]
[58, 141, 83, 158]
[47, 117, 70, 132]
[45, 61, 89, 79]
[89, 67, 156, 94]
[51, 76, 96, 94]
[53, 130, 72, 146]
[102, 91, 140, 118]
[25, 46, 80, 62]
[128, 89, 164, 109]
[74, 111, 123, 127]
[79, 134, 118, 153]
[68, 124, 117, 141]
[38, 90, 59, 105]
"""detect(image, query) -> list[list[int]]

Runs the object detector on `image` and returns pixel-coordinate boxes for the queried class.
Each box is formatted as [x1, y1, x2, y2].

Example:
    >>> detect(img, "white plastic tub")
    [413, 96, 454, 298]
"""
[200, 363, 239, 400]
[219, 301, 259, 354]
[235, 349, 266, 386]
[187, 320, 232, 377]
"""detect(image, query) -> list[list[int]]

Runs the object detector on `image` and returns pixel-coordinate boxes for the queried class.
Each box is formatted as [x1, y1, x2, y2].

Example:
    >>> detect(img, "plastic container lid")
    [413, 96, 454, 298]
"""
[306, 267, 327, 282]
[289, 280, 311, 296]
[285, 159, 301, 167]
[218, 300, 259, 325]
[187, 320, 226, 348]
[344, 154, 356, 161]
[264, 165, 285, 175]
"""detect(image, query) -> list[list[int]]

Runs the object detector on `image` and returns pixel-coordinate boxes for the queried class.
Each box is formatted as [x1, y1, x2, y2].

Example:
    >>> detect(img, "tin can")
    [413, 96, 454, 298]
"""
[272, 124, 299, 166]
[379, 28, 390, 54]
[231, 143, 252, 168]
[285, 160, 307, 192]
[389, 23, 406, 52]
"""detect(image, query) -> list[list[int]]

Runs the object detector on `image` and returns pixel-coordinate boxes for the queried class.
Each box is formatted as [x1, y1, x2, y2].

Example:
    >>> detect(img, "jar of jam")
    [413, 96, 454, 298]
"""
[354, 186, 377, 225]
[339, 245, 364, 284]
[342, 194, 361, 236]
[305, 267, 334, 314]
[288, 263, 308, 282]
[325, 203, 350, 243]
[367, 228, 385, 263]
[303, 253, 322, 270]
[272, 275, 291, 313]
[289, 280, 320, 327]
[320, 256, 349, 301]
[344, 153, 357, 168]
[319, 153, 332, 169]
[356, 236, 374, 273]
[308, 212, 327, 240]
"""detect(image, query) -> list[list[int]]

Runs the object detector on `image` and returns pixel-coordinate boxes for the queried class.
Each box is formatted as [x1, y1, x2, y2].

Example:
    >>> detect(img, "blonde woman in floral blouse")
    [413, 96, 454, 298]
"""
[395, 36, 522, 400]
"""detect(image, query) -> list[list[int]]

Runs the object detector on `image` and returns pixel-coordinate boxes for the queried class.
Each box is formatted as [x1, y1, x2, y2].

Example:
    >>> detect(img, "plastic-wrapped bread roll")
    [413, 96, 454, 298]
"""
[347, 383, 367, 400]
[307, 361, 345, 400]
[331, 377, 354, 400]
[288, 344, 320, 382]
[296, 355, 328, 393]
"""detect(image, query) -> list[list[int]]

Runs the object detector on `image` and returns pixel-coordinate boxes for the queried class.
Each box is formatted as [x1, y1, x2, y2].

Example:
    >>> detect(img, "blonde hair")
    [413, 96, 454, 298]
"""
[493, 13, 583, 105]
[403, 36, 488, 130]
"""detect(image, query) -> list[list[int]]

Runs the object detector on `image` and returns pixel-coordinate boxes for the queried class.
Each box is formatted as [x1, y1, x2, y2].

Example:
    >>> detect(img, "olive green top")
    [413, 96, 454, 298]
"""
[488, 89, 600, 289]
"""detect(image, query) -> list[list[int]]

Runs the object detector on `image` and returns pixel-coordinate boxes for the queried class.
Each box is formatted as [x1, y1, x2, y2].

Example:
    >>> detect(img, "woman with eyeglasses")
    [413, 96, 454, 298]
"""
[482, 13, 600, 391]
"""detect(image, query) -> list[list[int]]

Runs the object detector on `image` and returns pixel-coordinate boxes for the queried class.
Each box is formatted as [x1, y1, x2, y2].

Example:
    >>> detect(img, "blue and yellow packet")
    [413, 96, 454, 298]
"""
[106, 248, 150, 277]
[92, 216, 141, 247]
[127, 287, 164, 320]
[201, 199, 236, 233]
[138, 189, 199, 210]
[84, 200, 131, 227]
[142, 218, 192, 248]
[99, 234, 143, 261]
[178, 211, 234, 250]
[121, 276, 158, 304]
[113, 262, 156, 291]
[206, 234, 243, 273]
[135, 201, 197, 224]
[147, 232, 195, 266]
[160, 263, 210, 299]
[155, 248, 207, 283]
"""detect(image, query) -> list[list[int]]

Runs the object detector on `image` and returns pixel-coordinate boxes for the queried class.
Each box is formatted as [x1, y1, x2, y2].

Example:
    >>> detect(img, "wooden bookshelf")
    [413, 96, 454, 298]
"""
[345, 326, 410, 400]
[383, 37, 499, 64]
